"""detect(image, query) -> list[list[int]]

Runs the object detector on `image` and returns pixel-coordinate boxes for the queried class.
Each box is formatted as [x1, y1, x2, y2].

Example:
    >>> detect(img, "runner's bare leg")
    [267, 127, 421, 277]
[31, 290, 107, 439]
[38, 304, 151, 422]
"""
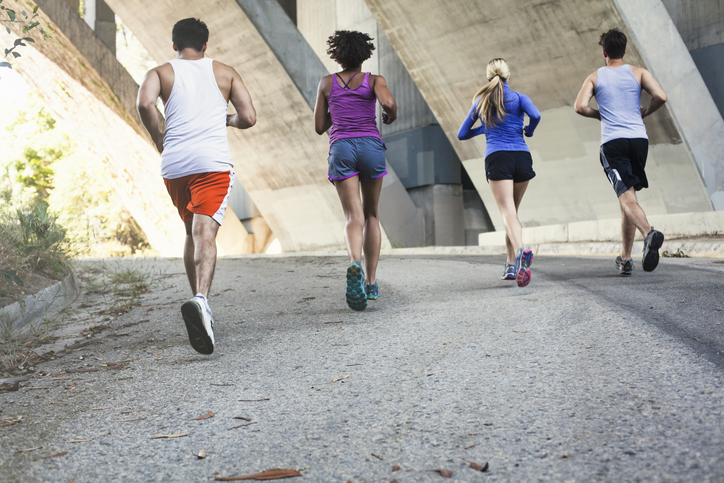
[183, 220, 197, 295]
[192, 214, 220, 297]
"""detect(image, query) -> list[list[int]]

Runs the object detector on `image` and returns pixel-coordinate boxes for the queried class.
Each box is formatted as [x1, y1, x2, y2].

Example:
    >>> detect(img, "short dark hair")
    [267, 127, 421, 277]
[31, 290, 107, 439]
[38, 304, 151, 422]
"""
[599, 29, 627, 59]
[172, 18, 209, 52]
[326, 30, 375, 70]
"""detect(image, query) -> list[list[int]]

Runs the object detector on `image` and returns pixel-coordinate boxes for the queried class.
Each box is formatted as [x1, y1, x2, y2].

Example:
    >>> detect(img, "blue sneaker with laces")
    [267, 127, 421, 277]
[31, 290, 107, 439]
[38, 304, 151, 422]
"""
[515, 248, 534, 288]
[346, 262, 367, 311]
[365, 281, 379, 300]
[501, 263, 516, 280]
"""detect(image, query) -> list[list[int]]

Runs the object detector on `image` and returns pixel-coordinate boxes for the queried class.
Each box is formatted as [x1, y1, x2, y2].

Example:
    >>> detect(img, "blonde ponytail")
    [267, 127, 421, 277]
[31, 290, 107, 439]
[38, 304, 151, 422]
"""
[472, 58, 511, 127]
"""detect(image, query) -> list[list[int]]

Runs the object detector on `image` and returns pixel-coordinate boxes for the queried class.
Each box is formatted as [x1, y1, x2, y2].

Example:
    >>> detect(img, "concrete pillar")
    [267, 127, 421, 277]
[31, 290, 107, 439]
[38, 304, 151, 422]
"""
[84, 0, 115, 54]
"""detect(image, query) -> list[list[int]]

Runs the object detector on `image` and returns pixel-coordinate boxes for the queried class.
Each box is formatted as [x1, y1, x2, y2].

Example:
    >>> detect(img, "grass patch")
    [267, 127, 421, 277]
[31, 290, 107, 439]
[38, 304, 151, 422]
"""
[662, 248, 689, 258]
[76, 259, 162, 317]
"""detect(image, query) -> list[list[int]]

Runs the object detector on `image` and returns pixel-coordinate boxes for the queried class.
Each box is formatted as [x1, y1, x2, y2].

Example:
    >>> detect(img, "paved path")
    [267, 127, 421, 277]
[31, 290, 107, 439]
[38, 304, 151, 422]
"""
[1, 254, 723, 482]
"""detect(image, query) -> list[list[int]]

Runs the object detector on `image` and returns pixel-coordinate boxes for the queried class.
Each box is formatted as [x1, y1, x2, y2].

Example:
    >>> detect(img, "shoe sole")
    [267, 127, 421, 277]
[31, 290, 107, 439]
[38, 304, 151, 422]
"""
[643, 232, 664, 272]
[517, 250, 533, 288]
[346, 265, 367, 311]
[181, 301, 214, 355]
[367, 294, 379, 300]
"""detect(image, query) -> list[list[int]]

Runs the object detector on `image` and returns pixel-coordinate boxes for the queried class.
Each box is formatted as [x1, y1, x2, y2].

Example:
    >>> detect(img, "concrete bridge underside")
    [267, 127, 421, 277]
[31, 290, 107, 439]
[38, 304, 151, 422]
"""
[364, 0, 723, 231]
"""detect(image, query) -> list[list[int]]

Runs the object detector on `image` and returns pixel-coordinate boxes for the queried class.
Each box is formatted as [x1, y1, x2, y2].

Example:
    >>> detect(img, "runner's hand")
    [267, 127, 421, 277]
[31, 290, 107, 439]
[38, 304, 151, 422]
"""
[523, 127, 532, 137]
[153, 133, 164, 154]
[382, 112, 396, 125]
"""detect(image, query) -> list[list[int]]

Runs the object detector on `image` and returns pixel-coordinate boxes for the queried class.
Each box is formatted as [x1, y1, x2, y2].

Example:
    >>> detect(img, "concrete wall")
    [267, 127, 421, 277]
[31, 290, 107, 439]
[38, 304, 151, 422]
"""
[364, 0, 716, 233]
[662, 0, 724, 50]
[103, 0, 354, 252]
[662, 0, 724, 118]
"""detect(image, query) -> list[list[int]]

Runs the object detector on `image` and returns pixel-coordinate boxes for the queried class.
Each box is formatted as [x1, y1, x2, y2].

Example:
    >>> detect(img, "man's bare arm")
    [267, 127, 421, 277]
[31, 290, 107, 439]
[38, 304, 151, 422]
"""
[226, 67, 256, 129]
[137, 68, 164, 152]
[638, 68, 667, 118]
[313, 76, 332, 135]
[574, 73, 601, 120]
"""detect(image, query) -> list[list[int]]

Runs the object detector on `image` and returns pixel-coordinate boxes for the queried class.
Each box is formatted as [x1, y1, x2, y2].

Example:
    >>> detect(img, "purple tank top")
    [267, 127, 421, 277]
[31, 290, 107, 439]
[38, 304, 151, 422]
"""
[328, 72, 381, 145]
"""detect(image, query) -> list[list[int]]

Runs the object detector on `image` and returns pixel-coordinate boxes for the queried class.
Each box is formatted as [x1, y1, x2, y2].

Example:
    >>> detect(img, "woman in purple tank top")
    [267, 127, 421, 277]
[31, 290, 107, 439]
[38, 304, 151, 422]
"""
[314, 30, 397, 312]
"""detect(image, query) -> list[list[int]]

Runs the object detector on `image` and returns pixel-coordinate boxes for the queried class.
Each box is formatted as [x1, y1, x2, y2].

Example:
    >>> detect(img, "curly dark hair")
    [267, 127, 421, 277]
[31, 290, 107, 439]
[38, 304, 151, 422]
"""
[326, 30, 375, 70]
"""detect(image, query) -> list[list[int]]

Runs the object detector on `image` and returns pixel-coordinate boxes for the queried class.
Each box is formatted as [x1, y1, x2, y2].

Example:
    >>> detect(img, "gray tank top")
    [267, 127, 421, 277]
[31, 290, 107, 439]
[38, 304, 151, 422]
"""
[595, 65, 648, 144]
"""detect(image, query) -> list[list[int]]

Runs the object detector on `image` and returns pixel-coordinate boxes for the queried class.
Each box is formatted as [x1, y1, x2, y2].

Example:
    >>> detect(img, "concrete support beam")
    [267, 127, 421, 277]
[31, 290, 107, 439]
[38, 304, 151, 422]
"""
[3, 0, 185, 255]
[83, 0, 115, 54]
[364, 0, 715, 231]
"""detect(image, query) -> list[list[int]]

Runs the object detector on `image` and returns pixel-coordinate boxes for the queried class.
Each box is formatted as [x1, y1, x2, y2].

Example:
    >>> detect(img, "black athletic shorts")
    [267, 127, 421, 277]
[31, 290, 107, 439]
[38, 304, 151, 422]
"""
[599, 138, 649, 197]
[484, 150, 536, 183]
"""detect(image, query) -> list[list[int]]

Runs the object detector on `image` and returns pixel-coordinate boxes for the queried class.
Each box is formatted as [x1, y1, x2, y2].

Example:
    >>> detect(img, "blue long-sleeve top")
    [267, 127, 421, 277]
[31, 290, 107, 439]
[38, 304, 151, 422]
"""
[457, 83, 541, 158]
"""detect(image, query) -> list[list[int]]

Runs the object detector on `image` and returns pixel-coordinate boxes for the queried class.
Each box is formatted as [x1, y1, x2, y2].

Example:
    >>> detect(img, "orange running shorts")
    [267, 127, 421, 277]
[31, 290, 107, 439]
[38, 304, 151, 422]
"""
[163, 171, 234, 225]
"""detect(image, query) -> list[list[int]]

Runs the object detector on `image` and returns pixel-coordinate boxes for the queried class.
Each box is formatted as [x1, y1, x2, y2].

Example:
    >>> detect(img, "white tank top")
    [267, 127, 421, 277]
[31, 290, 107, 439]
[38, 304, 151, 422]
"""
[161, 58, 233, 179]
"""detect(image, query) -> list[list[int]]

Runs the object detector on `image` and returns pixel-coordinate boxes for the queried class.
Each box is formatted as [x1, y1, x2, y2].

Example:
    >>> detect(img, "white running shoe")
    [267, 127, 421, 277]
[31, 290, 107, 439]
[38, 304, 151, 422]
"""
[181, 295, 215, 354]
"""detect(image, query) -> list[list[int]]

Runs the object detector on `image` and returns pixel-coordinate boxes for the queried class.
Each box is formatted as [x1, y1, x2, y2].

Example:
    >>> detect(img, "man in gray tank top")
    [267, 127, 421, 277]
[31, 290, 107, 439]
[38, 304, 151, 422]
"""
[575, 28, 667, 276]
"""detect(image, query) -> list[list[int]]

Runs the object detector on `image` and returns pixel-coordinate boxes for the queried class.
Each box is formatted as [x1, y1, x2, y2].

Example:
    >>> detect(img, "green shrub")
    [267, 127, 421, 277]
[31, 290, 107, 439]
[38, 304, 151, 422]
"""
[0, 199, 71, 278]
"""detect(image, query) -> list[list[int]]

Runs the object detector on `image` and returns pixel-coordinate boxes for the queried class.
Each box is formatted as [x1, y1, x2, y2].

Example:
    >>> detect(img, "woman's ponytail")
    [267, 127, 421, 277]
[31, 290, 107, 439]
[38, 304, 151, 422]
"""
[472, 58, 510, 127]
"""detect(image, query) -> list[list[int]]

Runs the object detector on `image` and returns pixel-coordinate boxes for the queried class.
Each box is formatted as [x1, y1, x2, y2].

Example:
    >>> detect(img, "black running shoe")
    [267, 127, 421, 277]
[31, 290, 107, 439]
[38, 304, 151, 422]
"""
[642, 227, 664, 272]
[615, 256, 633, 276]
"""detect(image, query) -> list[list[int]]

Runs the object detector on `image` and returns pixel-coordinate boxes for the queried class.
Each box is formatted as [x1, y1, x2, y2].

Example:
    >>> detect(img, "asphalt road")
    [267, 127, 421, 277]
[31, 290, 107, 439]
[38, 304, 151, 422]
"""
[1, 254, 723, 482]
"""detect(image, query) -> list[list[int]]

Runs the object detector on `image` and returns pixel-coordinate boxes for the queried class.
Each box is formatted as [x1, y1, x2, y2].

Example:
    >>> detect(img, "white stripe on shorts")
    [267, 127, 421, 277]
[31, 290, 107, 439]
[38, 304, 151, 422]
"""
[212, 171, 235, 225]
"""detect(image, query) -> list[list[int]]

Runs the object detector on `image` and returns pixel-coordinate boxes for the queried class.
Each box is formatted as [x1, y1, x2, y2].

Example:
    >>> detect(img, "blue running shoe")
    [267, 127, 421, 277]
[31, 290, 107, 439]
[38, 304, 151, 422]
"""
[501, 263, 516, 280]
[346, 262, 367, 311]
[515, 248, 534, 288]
[365, 281, 379, 300]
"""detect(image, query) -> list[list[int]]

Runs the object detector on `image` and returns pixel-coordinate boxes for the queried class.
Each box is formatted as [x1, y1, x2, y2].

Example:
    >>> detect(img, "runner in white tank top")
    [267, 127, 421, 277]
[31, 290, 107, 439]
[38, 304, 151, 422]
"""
[161, 57, 233, 179]
[575, 28, 667, 277]
[137, 18, 256, 355]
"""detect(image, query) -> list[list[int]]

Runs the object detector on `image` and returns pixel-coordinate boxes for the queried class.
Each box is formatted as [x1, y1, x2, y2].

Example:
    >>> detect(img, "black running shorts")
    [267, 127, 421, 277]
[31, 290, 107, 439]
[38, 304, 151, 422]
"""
[599, 138, 649, 197]
[484, 150, 536, 183]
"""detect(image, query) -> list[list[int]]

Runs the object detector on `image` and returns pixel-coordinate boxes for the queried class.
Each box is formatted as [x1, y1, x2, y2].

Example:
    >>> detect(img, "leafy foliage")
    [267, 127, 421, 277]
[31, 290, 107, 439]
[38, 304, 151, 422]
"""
[1, 94, 150, 259]
[0, 268, 22, 287]
[1, 1, 47, 69]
